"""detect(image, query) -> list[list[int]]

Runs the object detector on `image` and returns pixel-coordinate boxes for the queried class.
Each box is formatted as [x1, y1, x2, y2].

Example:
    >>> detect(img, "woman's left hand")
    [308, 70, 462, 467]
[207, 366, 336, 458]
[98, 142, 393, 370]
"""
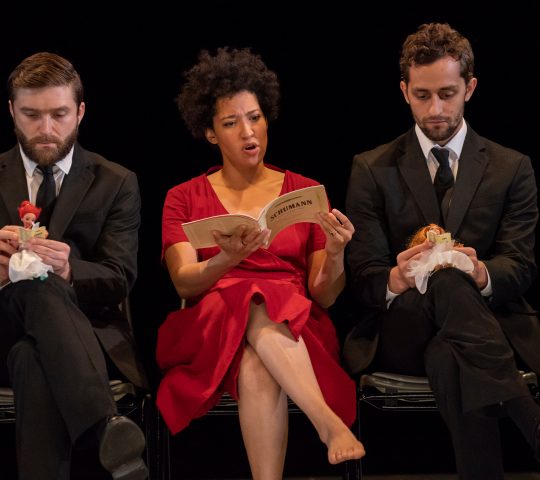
[317, 208, 355, 254]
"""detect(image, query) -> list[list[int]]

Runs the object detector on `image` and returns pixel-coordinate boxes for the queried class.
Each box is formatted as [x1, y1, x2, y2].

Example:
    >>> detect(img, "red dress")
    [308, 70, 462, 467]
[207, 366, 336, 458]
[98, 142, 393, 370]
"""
[157, 166, 356, 434]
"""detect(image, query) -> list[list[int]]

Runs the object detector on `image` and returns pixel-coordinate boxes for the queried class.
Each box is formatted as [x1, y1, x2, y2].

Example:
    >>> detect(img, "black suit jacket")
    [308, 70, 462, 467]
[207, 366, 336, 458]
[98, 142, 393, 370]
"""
[0, 143, 148, 388]
[344, 124, 540, 374]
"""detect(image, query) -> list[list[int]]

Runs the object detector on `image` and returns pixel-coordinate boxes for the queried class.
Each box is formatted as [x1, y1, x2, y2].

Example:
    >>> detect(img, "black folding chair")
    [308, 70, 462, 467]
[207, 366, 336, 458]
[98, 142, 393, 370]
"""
[157, 391, 361, 480]
[0, 297, 162, 480]
[356, 371, 539, 479]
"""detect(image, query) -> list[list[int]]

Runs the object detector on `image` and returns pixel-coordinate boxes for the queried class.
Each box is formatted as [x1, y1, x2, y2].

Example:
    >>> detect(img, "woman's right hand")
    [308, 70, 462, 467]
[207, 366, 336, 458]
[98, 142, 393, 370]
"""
[213, 224, 270, 264]
[166, 225, 270, 300]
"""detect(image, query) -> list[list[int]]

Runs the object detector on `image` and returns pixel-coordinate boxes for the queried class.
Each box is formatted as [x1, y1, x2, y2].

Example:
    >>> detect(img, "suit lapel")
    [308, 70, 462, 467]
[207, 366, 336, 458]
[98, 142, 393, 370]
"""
[397, 130, 441, 225]
[0, 147, 32, 225]
[48, 144, 95, 239]
[445, 131, 488, 234]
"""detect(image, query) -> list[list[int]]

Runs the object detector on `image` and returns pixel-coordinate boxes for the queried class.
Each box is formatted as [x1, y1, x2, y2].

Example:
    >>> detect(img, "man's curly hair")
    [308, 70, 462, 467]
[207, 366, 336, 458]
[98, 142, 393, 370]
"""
[177, 47, 280, 139]
[399, 23, 474, 83]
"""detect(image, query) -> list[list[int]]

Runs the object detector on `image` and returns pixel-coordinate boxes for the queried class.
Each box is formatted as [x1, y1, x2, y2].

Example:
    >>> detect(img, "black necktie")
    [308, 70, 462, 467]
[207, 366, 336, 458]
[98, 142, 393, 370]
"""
[432, 147, 454, 224]
[36, 165, 57, 226]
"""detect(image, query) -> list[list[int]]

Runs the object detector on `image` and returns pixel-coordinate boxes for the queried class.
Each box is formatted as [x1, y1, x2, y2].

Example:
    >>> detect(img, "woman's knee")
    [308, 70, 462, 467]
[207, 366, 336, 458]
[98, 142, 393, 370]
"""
[246, 299, 291, 346]
[239, 345, 278, 394]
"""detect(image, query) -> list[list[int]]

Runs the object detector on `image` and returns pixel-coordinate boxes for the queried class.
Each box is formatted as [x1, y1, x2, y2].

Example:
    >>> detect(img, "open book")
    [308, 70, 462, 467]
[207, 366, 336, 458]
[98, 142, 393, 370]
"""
[182, 184, 329, 249]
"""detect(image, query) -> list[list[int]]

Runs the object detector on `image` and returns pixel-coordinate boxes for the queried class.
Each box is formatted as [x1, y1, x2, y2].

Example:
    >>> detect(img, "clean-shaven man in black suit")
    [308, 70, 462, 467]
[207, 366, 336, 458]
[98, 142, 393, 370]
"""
[0, 52, 148, 479]
[345, 23, 540, 479]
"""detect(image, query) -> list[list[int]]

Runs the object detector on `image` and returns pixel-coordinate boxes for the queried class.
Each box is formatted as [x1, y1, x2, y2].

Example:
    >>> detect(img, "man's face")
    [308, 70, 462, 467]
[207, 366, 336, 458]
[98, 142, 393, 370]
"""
[9, 85, 85, 166]
[400, 57, 477, 144]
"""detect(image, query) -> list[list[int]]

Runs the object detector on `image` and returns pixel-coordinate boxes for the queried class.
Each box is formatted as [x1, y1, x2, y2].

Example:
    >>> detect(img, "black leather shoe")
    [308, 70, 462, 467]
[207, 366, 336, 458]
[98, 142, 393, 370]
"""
[99, 415, 148, 480]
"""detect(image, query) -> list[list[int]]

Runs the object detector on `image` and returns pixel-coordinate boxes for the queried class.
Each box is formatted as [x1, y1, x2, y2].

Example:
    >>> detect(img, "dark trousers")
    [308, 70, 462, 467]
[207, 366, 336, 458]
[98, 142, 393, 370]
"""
[0, 274, 117, 480]
[373, 268, 530, 480]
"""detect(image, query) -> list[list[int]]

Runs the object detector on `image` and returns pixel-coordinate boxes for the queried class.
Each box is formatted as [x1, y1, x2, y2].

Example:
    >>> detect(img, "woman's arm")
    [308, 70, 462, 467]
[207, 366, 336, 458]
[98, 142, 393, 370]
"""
[307, 209, 354, 308]
[308, 249, 346, 308]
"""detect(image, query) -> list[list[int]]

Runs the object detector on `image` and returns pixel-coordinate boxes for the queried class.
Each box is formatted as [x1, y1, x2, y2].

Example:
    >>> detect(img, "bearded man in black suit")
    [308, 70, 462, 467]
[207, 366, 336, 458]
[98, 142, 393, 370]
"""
[0, 52, 148, 480]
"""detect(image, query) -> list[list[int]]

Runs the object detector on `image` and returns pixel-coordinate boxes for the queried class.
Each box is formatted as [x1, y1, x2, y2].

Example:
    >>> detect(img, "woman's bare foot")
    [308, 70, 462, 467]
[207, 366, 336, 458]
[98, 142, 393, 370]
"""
[325, 427, 365, 464]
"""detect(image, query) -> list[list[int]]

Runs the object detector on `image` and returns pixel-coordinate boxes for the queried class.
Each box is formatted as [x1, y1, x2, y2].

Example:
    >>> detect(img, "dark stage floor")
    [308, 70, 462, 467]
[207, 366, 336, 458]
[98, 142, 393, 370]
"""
[1, 409, 539, 479]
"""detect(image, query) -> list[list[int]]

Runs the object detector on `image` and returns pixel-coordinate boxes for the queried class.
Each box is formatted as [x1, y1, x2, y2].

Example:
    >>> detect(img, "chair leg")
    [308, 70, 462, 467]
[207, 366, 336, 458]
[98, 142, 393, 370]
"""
[343, 459, 362, 480]
[157, 409, 170, 480]
[142, 394, 158, 480]
[357, 396, 365, 480]
[142, 394, 171, 480]
[341, 398, 363, 480]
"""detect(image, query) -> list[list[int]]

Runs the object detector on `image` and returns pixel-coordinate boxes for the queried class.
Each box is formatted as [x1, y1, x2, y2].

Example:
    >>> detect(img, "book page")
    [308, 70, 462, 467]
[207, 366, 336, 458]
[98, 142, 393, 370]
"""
[181, 184, 329, 249]
[260, 185, 329, 244]
[182, 214, 260, 249]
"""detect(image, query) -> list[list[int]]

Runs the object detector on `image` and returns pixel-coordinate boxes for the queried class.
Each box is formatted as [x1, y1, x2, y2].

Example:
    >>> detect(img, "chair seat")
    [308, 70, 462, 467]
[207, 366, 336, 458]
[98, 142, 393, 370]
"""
[359, 372, 437, 411]
[361, 372, 432, 392]
[207, 391, 301, 415]
[358, 370, 540, 412]
[0, 387, 13, 406]
[0, 380, 142, 422]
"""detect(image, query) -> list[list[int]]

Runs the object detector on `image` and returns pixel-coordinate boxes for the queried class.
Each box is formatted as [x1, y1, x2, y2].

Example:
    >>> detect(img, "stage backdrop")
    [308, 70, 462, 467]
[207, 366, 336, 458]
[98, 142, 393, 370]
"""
[0, 2, 538, 386]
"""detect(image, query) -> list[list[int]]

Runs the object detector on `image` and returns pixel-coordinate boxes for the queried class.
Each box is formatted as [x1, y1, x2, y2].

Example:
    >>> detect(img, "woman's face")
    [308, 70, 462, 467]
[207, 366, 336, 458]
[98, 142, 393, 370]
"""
[205, 90, 268, 169]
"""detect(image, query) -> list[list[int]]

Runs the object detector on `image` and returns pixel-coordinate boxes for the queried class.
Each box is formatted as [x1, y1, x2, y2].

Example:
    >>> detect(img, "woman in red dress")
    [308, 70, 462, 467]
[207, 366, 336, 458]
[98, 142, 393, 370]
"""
[156, 47, 365, 478]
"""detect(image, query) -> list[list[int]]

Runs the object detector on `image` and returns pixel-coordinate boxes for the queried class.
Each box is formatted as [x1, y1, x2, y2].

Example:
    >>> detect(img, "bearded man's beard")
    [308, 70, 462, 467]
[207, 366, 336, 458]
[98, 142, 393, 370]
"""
[413, 104, 465, 144]
[15, 125, 78, 167]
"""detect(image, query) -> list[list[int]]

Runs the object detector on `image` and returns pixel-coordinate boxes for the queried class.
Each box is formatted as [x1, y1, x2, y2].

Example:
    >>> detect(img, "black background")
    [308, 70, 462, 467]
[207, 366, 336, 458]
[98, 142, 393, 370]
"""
[1, 2, 539, 476]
